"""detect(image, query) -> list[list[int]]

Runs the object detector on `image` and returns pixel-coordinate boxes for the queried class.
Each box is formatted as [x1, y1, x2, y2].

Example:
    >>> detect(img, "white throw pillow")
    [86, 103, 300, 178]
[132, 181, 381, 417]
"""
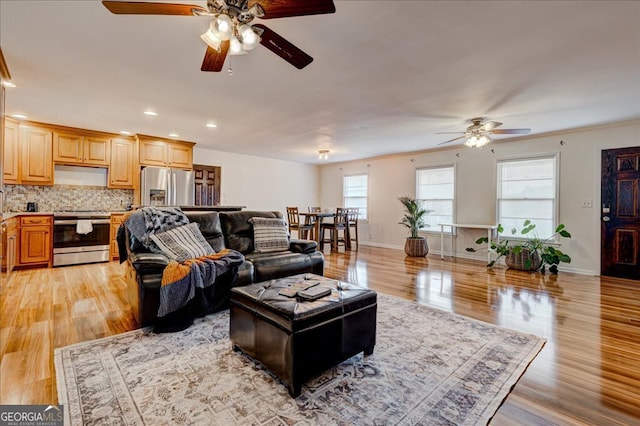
[249, 217, 290, 253]
[150, 222, 214, 262]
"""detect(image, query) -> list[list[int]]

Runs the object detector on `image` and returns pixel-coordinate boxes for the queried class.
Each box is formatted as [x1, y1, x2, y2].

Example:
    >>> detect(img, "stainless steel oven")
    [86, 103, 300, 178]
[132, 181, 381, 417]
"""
[53, 212, 111, 266]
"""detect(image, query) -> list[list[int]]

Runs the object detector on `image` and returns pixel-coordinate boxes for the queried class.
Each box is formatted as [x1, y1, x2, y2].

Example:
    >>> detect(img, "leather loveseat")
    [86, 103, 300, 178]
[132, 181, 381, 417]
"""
[121, 210, 324, 328]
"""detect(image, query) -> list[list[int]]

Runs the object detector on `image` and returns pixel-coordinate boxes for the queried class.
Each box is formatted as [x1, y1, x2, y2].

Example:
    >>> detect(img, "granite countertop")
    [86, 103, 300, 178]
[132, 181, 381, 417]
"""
[2, 211, 130, 220]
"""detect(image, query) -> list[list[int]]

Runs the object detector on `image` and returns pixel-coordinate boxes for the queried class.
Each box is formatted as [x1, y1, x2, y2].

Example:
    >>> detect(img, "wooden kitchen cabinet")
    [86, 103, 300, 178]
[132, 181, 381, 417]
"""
[20, 124, 53, 185]
[108, 138, 137, 189]
[3, 117, 19, 184]
[18, 215, 52, 267]
[110, 213, 125, 260]
[1, 217, 18, 275]
[138, 135, 194, 169]
[53, 131, 110, 166]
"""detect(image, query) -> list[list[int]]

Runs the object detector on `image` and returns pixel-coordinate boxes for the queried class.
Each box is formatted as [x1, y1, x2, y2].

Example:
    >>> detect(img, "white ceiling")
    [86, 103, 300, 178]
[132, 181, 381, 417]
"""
[1, 0, 639, 164]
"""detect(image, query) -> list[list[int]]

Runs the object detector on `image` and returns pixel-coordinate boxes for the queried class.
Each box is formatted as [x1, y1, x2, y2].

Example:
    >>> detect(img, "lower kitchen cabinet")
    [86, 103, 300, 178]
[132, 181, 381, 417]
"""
[110, 213, 125, 260]
[1, 217, 18, 276]
[18, 215, 52, 267]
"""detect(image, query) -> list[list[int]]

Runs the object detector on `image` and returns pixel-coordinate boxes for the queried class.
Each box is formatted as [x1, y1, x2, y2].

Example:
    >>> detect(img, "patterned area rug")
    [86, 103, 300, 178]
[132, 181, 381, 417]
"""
[55, 294, 544, 425]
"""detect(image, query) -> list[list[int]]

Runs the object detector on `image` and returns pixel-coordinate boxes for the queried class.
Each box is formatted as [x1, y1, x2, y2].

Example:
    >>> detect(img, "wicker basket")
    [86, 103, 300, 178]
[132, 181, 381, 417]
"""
[404, 237, 429, 257]
[505, 248, 541, 271]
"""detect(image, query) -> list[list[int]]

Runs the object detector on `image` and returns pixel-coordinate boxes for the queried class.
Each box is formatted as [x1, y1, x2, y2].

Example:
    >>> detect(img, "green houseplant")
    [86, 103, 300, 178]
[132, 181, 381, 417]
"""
[466, 220, 572, 273]
[398, 196, 431, 257]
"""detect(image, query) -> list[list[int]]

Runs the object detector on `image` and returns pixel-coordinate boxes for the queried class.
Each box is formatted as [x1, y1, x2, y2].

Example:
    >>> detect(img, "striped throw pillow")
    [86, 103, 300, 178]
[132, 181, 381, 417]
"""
[149, 222, 214, 262]
[249, 217, 290, 253]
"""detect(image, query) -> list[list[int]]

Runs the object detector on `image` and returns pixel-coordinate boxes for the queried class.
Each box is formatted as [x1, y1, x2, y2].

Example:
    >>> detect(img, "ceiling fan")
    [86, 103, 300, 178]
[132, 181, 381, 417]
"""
[437, 118, 531, 148]
[101, 0, 336, 72]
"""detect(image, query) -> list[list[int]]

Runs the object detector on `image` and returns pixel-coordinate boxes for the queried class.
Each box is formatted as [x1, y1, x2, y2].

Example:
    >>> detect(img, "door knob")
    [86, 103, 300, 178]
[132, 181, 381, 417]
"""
[602, 216, 611, 222]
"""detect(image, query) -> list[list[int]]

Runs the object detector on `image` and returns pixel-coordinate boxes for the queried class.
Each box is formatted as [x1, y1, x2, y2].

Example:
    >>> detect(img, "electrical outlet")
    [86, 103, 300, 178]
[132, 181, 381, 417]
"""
[582, 200, 593, 208]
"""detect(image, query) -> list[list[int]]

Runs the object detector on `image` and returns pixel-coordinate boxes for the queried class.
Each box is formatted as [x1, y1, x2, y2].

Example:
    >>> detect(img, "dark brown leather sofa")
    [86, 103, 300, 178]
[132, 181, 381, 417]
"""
[121, 210, 324, 328]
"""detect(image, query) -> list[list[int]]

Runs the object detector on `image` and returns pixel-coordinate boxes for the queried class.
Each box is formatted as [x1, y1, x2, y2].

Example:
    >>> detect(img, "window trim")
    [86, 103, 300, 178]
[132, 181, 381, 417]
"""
[415, 164, 456, 234]
[495, 152, 560, 241]
[342, 172, 369, 221]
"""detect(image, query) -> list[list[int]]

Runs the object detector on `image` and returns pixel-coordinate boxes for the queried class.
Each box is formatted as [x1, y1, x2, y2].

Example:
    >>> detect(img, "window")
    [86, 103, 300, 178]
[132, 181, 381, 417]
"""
[497, 155, 558, 238]
[416, 166, 455, 232]
[343, 174, 368, 220]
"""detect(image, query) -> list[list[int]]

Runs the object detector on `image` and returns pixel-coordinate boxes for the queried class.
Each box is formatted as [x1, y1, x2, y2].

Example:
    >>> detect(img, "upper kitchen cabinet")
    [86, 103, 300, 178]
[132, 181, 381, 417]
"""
[138, 134, 194, 169]
[53, 131, 110, 166]
[20, 123, 53, 185]
[108, 137, 137, 189]
[3, 117, 20, 184]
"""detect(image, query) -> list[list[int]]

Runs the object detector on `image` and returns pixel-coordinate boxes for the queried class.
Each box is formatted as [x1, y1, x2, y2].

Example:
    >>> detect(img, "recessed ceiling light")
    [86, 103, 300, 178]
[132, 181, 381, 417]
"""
[120, 130, 132, 135]
[206, 123, 217, 128]
[10, 113, 27, 119]
[2, 81, 16, 88]
[143, 110, 157, 116]
[169, 132, 179, 138]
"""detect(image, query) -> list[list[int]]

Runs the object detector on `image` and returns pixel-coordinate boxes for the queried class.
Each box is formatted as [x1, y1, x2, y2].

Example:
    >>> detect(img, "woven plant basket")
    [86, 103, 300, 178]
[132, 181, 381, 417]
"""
[404, 237, 429, 257]
[505, 248, 541, 271]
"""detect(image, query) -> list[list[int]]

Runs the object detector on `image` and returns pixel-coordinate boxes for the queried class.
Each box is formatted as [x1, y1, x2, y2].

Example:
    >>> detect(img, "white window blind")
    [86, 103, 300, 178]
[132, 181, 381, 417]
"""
[416, 166, 455, 232]
[343, 174, 368, 220]
[497, 155, 558, 238]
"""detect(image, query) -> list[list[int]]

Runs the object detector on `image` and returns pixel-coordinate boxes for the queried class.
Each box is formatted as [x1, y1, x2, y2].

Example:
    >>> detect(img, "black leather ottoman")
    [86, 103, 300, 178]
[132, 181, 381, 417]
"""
[229, 273, 377, 397]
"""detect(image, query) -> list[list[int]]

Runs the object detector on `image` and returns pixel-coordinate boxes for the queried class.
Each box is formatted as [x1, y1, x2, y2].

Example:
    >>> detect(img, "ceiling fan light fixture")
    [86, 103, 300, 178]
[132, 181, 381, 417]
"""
[211, 14, 233, 41]
[200, 29, 222, 51]
[464, 136, 478, 148]
[477, 135, 491, 147]
[229, 36, 247, 55]
[318, 149, 330, 160]
[238, 24, 260, 50]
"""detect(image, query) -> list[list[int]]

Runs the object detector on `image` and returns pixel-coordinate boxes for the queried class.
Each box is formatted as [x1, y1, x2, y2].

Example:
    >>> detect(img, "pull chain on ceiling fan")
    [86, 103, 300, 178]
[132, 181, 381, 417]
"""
[436, 118, 531, 147]
[101, 0, 336, 72]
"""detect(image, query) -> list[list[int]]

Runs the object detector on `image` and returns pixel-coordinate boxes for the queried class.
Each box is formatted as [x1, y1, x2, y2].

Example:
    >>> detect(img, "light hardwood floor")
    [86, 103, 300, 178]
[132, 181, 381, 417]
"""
[1, 246, 639, 425]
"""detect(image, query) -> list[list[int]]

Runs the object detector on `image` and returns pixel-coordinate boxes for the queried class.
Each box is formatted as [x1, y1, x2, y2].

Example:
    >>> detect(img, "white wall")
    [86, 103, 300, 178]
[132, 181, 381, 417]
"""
[193, 147, 320, 212]
[319, 120, 640, 275]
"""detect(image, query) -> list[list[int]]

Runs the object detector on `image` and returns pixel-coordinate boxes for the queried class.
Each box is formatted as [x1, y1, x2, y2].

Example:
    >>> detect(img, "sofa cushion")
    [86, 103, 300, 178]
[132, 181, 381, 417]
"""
[184, 211, 226, 252]
[249, 217, 290, 253]
[149, 222, 214, 262]
[220, 211, 283, 254]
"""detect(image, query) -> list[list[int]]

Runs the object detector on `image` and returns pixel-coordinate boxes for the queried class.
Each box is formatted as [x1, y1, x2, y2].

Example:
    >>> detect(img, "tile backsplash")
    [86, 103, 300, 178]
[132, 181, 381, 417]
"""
[4, 184, 133, 212]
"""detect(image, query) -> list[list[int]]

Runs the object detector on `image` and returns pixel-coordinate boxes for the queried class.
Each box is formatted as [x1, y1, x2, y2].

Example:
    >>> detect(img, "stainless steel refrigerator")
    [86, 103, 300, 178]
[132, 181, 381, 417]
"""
[141, 167, 195, 206]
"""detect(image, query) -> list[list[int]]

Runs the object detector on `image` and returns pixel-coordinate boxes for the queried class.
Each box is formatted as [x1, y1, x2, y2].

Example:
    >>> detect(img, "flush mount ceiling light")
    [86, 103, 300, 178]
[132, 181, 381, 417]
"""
[143, 110, 157, 116]
[2, 80, 16, 88]
[102, 0, 336, 72]
[206, 123, 217, 128]
[318, 149, 330, 160]
[10, 113, 27, 120]
[120, 130, 132, 135]
[437, 118, 531, 148]
[169, 132, 180, 138]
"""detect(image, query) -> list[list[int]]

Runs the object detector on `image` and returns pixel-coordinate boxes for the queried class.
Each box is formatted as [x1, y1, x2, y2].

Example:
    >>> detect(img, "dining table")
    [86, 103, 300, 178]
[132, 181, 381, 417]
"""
[299, 211, 336, 249]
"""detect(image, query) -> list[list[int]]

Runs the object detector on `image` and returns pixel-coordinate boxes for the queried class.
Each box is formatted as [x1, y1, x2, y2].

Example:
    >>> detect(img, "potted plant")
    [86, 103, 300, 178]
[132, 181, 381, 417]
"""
[466, 220, 572, 273]
[398, 196, 431, 257]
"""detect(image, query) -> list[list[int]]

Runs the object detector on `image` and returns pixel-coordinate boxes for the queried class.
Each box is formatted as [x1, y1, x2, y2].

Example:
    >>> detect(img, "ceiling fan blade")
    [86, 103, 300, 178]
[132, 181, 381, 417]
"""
[249, 0, 336, 19]
[479, 121, 503, 132]
[102, 1, 207, 15]
[492, 128, 531, 135]
[201, 42, 230, 72]
[252, 24, 313, 69]
[438, 135, 466, 145]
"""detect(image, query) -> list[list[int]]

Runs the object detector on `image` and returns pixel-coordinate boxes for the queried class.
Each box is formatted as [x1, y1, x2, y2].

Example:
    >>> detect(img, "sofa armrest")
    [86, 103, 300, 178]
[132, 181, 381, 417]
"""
[129, 252, 170, 274]
[289, 239, 318, 254]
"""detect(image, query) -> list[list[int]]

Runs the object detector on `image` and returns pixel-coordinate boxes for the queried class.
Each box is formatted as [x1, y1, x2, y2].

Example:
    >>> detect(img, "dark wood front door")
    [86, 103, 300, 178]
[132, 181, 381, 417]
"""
[601, 147, 640, 279]
[193, 164, 221, 206]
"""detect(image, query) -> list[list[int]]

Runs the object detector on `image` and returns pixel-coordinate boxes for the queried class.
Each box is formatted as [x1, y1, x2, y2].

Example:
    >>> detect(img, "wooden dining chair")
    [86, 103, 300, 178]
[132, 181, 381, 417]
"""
[345, 207, 359, 250]
[286, 207, 314, 240]
[320, 207, 348, 251]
